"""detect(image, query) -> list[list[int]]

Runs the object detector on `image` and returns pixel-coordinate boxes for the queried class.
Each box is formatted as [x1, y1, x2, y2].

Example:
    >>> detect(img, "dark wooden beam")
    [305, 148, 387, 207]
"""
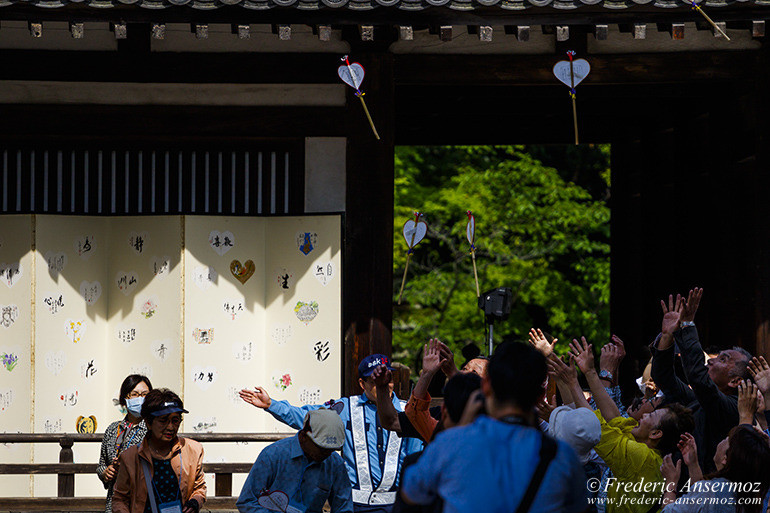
[394, 52, 757, 86]
[0, 105, 347, 138]
[0, 4, 764, 26]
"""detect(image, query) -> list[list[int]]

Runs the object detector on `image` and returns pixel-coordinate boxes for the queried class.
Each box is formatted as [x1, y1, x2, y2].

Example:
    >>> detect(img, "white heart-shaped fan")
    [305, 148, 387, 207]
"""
[552, 59, 591, 88]
[403, 220, 428, 248]
[338, 62, 365, 90]
[466, 215, 476, 245]
[258, 491, 289, 512]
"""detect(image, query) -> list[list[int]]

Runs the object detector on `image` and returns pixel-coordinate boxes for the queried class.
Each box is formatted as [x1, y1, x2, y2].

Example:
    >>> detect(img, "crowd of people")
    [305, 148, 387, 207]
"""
[95, 287, 770, 513]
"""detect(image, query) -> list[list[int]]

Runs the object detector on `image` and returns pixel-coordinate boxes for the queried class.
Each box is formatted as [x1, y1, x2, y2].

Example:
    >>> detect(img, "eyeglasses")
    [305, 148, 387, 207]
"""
[127, 390, 149, 399]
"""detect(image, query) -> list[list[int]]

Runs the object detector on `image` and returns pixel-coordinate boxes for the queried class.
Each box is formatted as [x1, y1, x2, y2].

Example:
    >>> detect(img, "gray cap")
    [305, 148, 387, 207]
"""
[304, 409, 345, 450]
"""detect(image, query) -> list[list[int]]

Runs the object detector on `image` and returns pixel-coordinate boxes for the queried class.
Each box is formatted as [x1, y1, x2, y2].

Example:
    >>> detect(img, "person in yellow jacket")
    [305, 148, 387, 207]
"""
[551, 337, 694, 513]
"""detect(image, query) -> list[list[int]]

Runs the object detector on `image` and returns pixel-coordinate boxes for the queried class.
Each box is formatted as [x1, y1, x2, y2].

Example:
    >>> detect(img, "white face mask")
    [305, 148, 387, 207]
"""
[126, 396, 144, 416]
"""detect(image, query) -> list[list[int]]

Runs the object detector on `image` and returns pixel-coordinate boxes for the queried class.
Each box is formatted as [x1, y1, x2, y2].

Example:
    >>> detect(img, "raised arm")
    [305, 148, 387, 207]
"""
[373, 365, 400, 433]
[546, 354, 577, 406]
[652, 294, 697, 405]
[748, 357, 770, 427]
[738, 380, 758, 426]
[571, 337, 621, 421]
[239, 386, 323, 429]
[412, 339, 446, 401]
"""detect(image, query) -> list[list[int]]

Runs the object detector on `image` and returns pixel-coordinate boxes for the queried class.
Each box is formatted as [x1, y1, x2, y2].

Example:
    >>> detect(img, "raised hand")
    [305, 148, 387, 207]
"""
[748, 356, 770, 397]
[422, 338, 447, 375]
[528, 328, 557, 358]
[536, 395, 556, 423]
[600, 342, 623, 377]
[661, 294, 684, 335]
[660, 454, 682, 485]
[372, 364, 392, 388]
[680, 288, 704, 324]
[433, 339, 457, 377]
[611, 334, 626, 360]
[738, 380, 759, 424]
[678, 433, 698, 468]
[569, 337, 595, 374]
[547, 354, 578, 387]
[239, 386, 272, 409]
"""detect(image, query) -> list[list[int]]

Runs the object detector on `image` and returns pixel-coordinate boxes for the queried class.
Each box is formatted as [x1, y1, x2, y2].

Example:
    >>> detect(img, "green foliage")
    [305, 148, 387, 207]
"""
[393, 145, 610, 366]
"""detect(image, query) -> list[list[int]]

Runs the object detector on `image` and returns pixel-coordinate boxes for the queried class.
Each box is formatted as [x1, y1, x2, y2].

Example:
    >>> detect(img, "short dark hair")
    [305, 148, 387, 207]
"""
[443, 372, 482, 424]
[118, 374, 153, 406]
[729, 347, 753, 380]
[656, 402, 694, 456]
[141, 388, 183, 422]
[488, 342, 546, 411]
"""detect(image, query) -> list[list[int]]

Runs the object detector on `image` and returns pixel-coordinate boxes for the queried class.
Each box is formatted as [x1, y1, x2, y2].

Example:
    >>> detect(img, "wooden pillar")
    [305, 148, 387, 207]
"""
[752, 47, 770, 359]
[342, 30, 397, 396]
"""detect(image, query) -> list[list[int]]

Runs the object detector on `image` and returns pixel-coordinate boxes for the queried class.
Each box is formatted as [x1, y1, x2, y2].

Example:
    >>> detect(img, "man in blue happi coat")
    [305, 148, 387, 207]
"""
[240, 354, 424, 513]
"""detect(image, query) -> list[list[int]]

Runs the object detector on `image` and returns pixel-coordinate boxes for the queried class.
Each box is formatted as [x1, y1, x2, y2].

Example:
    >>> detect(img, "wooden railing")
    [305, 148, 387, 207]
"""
[0, 432, 294, 512]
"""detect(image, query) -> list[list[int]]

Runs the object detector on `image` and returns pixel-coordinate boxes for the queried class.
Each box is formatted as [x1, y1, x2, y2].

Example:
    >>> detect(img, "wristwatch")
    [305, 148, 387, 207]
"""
[599, 369, 614, 384]
[681, 321, 696, 328]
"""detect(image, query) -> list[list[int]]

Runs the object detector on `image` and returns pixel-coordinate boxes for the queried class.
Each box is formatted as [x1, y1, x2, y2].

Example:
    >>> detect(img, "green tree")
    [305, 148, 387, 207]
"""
[393, 145, 610, 367]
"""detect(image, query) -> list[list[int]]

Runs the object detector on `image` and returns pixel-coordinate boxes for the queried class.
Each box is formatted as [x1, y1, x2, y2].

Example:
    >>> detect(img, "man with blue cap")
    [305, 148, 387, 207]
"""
[237, 409, 353, 513]
[240, 354, 423, 513]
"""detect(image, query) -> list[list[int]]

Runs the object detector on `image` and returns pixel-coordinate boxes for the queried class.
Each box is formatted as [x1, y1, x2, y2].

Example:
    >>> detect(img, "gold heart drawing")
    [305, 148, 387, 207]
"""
[230, 260, 255, 284]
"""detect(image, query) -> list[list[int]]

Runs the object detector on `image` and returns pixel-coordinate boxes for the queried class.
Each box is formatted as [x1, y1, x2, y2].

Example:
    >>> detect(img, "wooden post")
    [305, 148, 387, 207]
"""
[215, 473, 233, 496]
[342, 27, 397, 396]
[58, 436, 75, 498]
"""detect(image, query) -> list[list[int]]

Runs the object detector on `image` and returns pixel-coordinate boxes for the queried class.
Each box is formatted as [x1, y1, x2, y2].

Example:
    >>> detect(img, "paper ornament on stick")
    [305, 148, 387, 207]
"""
[687, 0, 730, 40]
[466, 211, 480, 297]
[338, 55, 380, 140]
[398, 212, 428, 305]
[553, 51, 590, 145]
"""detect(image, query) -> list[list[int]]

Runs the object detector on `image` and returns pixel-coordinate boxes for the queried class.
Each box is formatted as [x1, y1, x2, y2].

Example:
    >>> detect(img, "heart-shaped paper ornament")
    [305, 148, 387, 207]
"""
[45, 351, 66, 376]
[208, 230, 235, 256]
[313, 262, 335, 286]
[466, 214, 476, 245]
[116, 325, 139, 344]
[128, 231, 149, 255]
[271, 324, 292, 345]
[44, 251, 67, 274]
[79, 281, 102, 306]
[115, 271, 138, 296]
[74, 235, 97, 259]
[258, 491, 289, 512]
[65, 319, 86, 344]
[403, 220, 428, 248]
[299, 387, 323, 405]
[0, 389, 13, 412]
[553, 59, 591, 88]
[232, 341, 253, 362]
[192, 266, 217, 291]
[0, 305, 19, 328]
[338, 62, 365, 90]
[0, 262, 22, 288]
[192, 366, 219, 391]
[230, 260, 255, 284]
[59, 388, 78, 407]
[130, 364, 153, 377]
[44, 418, 62, 433]
[150, 256, 171, 279]
[294, 301, 319, 324]
[151, 339, 172, 362]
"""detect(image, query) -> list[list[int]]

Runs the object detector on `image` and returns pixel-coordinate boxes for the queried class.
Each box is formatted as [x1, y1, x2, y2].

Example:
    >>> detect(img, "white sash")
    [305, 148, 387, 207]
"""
[350, 396, 403, 505]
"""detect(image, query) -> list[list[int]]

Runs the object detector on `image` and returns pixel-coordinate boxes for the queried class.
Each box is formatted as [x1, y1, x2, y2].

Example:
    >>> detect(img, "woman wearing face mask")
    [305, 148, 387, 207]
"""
[97, 374, 153, 513]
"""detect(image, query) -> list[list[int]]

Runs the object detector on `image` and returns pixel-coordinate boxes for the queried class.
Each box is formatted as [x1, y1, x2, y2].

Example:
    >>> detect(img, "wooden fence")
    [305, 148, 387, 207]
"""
[0, 432, 294, 512]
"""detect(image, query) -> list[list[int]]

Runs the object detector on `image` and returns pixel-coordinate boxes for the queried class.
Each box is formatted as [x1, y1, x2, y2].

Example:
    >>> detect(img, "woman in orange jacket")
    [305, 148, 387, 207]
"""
[112, 388, 206, 513]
